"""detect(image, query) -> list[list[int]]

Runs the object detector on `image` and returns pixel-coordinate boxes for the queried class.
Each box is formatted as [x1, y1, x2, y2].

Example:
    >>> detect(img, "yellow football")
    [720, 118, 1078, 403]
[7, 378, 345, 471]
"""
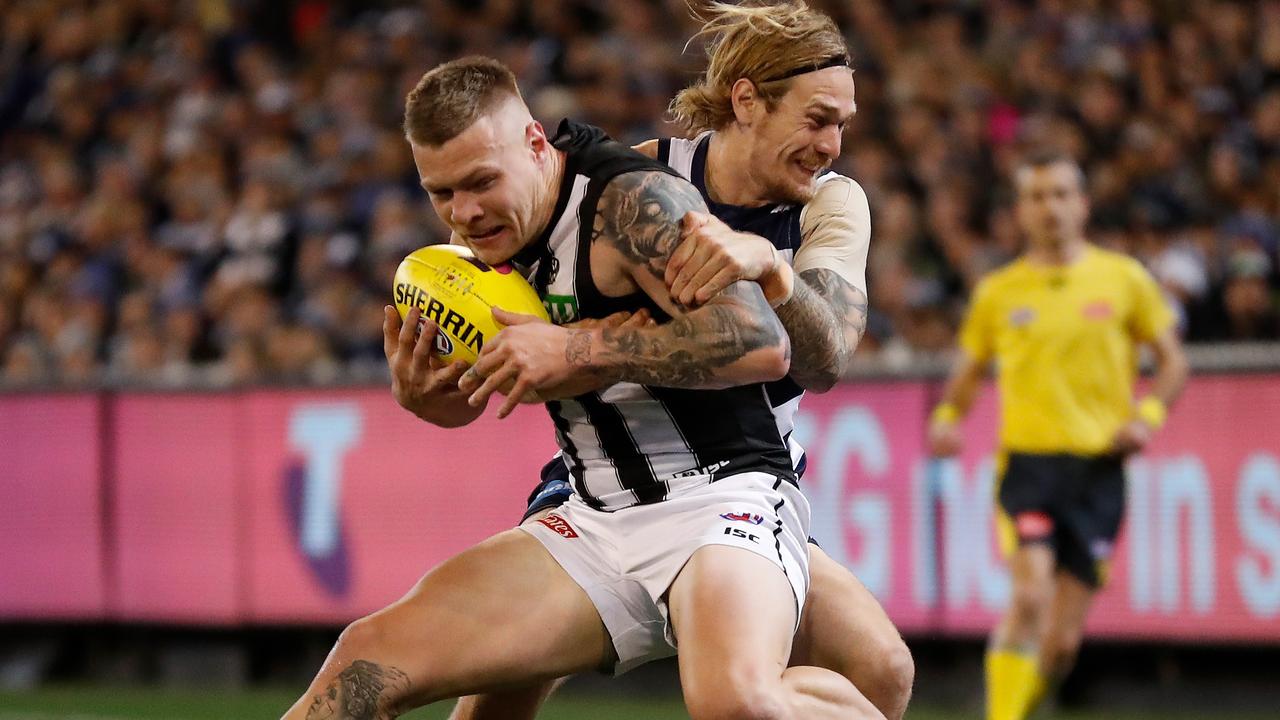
[392, 244, 548, 365]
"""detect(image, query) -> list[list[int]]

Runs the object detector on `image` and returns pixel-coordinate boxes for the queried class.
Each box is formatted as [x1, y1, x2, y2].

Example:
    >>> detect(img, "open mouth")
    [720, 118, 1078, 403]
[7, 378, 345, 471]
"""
[795, 160, 823, 177]
[468, 226, 504, 241]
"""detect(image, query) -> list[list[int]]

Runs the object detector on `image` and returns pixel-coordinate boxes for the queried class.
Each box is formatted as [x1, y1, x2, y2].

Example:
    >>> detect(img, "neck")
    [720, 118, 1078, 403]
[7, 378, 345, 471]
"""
[530, 148, 566, 242]
[706, 128, 770, 207]
[1027, 236, 1085, 266]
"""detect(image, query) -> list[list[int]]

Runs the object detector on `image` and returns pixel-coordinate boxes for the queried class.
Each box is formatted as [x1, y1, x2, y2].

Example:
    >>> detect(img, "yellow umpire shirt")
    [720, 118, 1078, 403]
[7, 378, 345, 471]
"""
[958, 245, 1175, 456]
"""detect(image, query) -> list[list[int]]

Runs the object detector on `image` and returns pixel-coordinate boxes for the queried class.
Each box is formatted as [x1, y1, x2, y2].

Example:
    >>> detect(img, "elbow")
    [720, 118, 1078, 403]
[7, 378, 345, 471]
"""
[799, 368, 840, 394]
[762, 340, 791, 382]
[747, 326, 791, 384]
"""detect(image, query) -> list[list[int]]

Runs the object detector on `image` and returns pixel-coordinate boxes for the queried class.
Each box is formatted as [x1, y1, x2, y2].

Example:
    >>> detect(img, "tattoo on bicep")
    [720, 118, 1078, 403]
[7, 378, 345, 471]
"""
[592, 170, 705, 278]
[305, 659, 411, 720]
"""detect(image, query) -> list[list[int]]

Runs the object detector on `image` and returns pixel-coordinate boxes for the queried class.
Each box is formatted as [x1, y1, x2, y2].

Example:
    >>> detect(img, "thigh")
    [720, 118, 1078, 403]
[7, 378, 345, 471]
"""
[1057, 457, 1126, 587]
[998, 453, 1065, 555]
[789, 545, 899, 675]
[361, 528, 610, 705]
[667, 545, 797, 697]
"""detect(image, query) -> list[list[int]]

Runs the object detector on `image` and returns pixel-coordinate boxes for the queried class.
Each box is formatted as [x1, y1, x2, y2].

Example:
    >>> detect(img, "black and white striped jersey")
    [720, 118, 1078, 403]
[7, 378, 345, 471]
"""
[513, 120, 794, 512]
[657, 132, 852, 474]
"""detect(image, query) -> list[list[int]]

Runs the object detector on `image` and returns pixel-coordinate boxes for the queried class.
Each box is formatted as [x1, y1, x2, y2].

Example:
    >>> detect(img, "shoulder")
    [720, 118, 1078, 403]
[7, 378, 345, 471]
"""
[593, 170, 706, 265]
[1088, 246, 1157, 285]
[972, 259, 1025, 302]
[598, 167, 703, 212]
[803, 173, 869, 218]
[798, 173, 871, 251]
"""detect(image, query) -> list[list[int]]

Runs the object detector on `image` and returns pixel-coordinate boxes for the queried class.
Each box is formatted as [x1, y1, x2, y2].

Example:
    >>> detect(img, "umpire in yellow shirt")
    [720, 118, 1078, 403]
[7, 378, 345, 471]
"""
[927, 151, 1189, 720]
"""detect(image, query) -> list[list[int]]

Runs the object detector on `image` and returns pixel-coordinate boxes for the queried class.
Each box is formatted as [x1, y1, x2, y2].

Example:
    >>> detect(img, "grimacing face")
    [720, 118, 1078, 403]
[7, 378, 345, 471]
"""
[412, 99, 550, 266]
[750, 66, 856, 204]
[1014, 161, 1090, 250]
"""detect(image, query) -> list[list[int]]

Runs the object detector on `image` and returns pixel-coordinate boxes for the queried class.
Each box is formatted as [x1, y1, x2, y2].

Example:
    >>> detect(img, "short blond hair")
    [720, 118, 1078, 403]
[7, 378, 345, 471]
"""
[404, 56, 521, 147]
[670, 1, 849, 134]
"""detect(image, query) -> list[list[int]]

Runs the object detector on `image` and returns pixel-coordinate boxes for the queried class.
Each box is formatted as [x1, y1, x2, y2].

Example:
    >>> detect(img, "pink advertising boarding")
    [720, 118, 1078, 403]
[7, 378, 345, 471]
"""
[2, 378, 1278, 641]
[0, 395, 105, 619]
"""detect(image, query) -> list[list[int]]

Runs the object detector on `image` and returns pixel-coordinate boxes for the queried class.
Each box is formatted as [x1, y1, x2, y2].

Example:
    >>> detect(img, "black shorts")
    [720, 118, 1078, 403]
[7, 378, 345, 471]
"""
[998, 452, 1126, 588]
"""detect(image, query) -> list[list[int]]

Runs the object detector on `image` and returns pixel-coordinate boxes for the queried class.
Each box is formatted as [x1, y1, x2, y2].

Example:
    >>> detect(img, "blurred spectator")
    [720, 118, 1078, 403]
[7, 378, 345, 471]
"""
[1, 0, 1279, 388]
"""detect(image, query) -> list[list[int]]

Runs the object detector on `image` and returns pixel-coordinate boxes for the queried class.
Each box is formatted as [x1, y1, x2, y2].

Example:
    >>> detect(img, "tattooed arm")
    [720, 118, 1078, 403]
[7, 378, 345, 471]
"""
[663, 175, 871, 392]
[458, 169, 788, 413]
[578, 169, 790, 389]
[773, 268, 868, 392]
[770, 175, 871, 392]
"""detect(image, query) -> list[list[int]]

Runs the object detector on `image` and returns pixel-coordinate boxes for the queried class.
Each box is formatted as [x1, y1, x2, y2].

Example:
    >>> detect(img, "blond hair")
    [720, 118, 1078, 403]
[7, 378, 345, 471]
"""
[403, 56, 521, 147]
[670, 1, 849, 134]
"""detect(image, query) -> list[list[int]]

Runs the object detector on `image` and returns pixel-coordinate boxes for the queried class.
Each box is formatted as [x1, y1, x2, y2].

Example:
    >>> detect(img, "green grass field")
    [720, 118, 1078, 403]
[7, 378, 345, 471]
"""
[0, 686, 1274, 720]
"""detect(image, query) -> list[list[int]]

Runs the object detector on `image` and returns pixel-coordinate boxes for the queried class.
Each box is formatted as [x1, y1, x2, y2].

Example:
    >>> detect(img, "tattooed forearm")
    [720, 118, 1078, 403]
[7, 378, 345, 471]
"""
[775, 268, 869, 392]
[577, 282, 787, 389]
[593, 170, 705, 281]
[580, 169, 788, 388]
[305, 660, 411, 720]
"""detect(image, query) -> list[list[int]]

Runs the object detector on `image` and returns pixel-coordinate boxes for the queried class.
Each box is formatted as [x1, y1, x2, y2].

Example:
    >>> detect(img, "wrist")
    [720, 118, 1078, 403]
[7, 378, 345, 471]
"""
[760, 261, 795, 308]
[581, 328, 623, 384]
[931, 402, 960, 426]
[1135, 395, 1167, 430]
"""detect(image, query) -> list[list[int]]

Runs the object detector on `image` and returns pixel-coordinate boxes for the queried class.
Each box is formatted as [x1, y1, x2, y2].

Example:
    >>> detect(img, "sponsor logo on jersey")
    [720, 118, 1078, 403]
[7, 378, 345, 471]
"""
[1083, 299, 1114, 320]
[542, 293, 579, 324]
[1015, 511, 1054, 539]
[1009, 306, 1036, 328]
[538, 513, 579, 539]
[721, 512, 765, 525]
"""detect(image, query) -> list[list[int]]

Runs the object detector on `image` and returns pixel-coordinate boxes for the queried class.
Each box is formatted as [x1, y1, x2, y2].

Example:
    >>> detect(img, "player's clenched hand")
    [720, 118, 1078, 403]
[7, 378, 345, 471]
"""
[927, 419, 963, 457]
[383, 305, 475, 421]
[666, 211, 778, 307]
[1109, 419, 1153, 456]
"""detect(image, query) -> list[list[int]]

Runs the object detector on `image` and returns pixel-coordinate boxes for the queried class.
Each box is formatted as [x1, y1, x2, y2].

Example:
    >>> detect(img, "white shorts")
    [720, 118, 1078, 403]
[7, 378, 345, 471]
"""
[520, 471, 811, 675]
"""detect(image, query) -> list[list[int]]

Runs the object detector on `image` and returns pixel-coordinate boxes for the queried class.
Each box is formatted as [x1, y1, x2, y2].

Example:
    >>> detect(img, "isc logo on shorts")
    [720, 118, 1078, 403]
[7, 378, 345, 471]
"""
[538, 513, 579, 539]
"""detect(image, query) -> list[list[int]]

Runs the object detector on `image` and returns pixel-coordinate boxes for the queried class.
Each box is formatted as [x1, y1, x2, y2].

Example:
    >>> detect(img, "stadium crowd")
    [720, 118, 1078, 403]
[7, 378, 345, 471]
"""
[1, 0, 1278, 387]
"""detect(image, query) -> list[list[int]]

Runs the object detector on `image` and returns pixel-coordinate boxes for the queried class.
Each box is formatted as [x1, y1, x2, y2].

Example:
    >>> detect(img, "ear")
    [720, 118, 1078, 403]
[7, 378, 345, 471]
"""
[526, 120, 549, 158]
[730, 78, 761, 126]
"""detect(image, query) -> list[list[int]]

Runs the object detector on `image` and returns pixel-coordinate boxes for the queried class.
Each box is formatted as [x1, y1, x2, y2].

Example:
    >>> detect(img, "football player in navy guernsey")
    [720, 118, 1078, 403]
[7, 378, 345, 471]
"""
[449, 3, 913, 720]
[283, 26, 882, 720]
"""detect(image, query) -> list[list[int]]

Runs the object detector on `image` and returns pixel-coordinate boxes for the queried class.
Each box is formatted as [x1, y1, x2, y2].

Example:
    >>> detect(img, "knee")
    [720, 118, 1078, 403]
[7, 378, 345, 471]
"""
[872, 636, 914, 716]
[1041, 629, 1083, 678]
[686, 679, 788, 720]
[335, 615, 388, 657]
[1007, 585, 1051, 629]
[327, 616, 417, 706]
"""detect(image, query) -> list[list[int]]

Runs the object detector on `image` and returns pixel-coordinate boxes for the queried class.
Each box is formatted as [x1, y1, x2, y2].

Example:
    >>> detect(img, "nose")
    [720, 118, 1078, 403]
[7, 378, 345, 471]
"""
[450, 192, 483, 226]
[815, 124, 842, 159]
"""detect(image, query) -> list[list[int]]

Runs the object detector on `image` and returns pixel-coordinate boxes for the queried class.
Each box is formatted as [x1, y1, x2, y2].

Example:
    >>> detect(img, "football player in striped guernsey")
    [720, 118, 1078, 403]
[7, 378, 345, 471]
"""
[451, 3, 913, 720]
[284, 28, 881, 720]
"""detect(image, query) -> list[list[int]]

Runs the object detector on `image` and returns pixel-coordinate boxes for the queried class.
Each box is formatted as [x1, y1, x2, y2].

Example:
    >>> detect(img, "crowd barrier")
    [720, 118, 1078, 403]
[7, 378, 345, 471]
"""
[2, 376, 1278, 641]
